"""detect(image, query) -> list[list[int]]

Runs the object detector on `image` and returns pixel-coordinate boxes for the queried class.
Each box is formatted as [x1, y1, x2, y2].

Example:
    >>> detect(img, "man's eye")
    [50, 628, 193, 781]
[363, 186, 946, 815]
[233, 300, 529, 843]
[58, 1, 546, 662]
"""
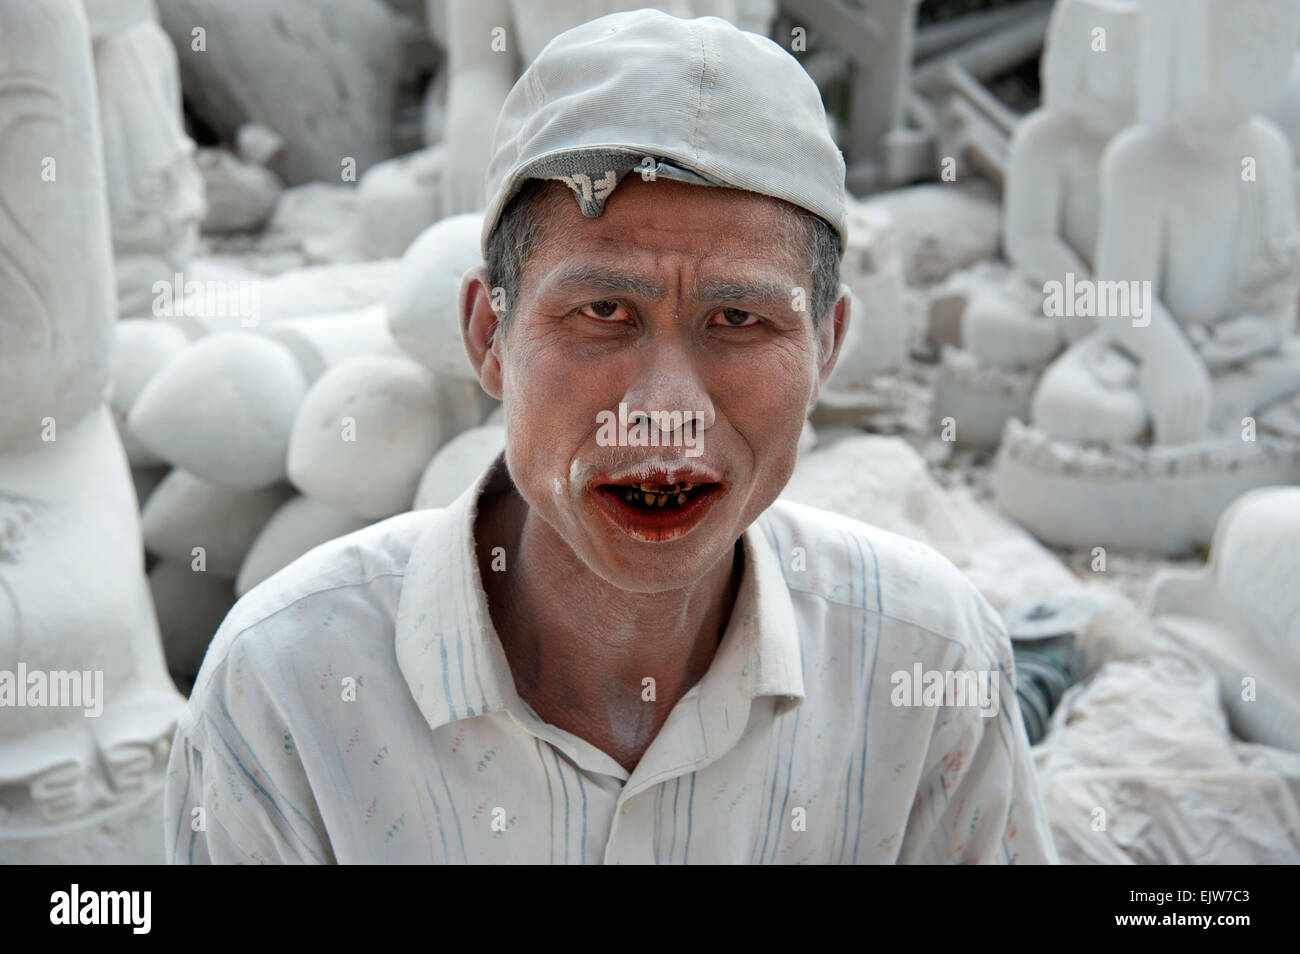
[579, 300, 629, 321]
[710, 307, 759, 327]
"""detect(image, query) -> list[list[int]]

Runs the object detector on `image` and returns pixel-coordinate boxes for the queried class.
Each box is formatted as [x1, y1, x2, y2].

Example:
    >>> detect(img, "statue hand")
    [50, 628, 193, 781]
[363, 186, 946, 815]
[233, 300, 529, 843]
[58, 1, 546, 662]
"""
[1140, 330, 1211, 444]
[1187, 315, 1281, 370]
[439, 116, 496, 216]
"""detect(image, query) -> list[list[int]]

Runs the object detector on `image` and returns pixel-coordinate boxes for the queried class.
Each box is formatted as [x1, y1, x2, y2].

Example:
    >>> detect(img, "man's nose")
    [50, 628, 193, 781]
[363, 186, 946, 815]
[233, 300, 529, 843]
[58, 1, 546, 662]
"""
[619, 339, 717, 437]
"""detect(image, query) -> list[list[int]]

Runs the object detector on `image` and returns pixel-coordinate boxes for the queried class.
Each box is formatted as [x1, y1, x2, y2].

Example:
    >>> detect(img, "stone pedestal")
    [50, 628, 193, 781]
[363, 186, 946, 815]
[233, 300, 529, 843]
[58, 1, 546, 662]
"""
[994, 418, 1300, 553]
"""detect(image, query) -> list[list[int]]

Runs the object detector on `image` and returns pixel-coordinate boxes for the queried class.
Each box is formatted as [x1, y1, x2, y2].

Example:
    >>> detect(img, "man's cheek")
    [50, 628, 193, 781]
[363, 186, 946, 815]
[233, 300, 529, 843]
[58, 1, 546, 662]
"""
[722, 387, 805, 443]
[519, 355, 597, 411]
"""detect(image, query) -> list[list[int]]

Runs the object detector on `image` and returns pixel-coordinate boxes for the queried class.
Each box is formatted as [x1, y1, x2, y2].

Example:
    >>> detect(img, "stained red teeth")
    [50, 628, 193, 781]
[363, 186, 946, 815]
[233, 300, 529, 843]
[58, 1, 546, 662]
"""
[615, 483, 712, 509]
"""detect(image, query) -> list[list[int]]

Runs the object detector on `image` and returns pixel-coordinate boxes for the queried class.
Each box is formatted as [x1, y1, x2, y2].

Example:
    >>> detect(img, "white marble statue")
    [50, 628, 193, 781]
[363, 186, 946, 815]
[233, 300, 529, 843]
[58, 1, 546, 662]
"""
[86, 0, 206, 317]
[1031, 0, 1300, 445]
[970, 0, 1140, 366]
[156, 0, 403, 186]
[934, 0, 1141, 447]
[0, 0, 184, 863]
[996, 0, 1300, 553]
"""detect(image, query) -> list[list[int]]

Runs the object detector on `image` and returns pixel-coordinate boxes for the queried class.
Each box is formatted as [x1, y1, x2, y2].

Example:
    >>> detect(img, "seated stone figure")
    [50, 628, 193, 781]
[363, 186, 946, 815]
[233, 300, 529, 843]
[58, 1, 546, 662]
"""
[934, 0, 1139, 446]
[0, 0, 183, 862]
[85, 0, 205, 317]
[996, 0, 1300, 553]
[1032, 0, 1300, 445]
[969, 0, 1139, 365]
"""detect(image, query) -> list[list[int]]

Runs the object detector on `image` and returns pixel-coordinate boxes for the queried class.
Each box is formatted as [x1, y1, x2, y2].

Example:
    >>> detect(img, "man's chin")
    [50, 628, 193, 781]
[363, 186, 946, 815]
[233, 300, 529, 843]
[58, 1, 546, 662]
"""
[571, 494, 742, 591]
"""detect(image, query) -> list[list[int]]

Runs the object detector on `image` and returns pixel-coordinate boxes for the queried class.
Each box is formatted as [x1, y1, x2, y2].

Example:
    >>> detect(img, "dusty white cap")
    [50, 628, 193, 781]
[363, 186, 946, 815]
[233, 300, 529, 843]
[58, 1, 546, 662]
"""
[480, 8, 847, 256]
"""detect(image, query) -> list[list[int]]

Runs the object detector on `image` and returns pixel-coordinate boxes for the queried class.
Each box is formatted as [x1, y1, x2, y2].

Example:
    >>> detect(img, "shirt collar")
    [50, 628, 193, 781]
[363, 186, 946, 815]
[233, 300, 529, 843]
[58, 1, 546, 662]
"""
[394, 452, 805, 751]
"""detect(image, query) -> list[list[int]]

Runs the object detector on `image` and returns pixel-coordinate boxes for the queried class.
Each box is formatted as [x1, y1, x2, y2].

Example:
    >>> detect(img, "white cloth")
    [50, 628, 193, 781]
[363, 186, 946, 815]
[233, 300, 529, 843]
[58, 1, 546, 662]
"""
[164, 454, 1057, 864]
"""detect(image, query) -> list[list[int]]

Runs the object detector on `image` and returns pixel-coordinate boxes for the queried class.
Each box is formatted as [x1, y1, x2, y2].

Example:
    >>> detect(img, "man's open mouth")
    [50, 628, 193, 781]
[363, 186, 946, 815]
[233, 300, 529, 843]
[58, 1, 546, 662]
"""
[588, 469, 726, 542]
[603, 480, 717, 510]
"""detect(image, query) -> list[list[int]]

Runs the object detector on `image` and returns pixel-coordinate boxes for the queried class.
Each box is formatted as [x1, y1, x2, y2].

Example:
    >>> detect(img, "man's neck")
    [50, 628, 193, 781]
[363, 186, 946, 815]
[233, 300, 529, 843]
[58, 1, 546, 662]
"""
[474, 468, 743, 773]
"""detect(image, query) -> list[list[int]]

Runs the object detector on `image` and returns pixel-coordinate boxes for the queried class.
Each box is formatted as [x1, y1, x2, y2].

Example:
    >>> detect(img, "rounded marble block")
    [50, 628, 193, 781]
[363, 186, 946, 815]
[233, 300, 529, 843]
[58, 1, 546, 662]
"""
[287, 354, 449, 519]
[141, 469, 292, 577]
[385, 212, 484, 381]
[414, 425, 506, 510]
[0, 0, 115, 450]
[158, 259, 403, 338]
[235, 495, 371, 596]
[266, 303, 398, 383]
[354, 146, 443, 259]
[129, 332, 308, 488]
[110, 318, 190, 467]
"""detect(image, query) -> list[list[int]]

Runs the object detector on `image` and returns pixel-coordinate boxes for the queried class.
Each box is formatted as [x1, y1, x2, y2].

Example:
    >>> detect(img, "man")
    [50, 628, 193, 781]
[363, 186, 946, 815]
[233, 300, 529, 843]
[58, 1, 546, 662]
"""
[165, 10, 1057, 864]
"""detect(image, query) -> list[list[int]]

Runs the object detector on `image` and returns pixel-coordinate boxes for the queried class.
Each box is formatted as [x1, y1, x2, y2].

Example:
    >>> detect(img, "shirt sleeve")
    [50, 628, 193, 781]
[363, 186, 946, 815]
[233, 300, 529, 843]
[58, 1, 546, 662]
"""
[164, 728, 253, 864]
[897, 610, 1059, 865]
[162, 629, 334, 865]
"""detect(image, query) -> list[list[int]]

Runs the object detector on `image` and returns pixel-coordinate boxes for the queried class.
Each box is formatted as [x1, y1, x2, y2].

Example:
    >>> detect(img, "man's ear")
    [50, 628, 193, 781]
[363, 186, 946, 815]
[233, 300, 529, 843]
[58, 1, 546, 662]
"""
[460, 264, 504, 400]
[809, 283, 851, 409]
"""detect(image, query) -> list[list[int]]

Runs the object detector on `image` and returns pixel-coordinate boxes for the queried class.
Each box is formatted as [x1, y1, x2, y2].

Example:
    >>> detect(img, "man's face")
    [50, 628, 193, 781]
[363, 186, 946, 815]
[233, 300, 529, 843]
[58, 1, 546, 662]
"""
[471, 176, 846, 593]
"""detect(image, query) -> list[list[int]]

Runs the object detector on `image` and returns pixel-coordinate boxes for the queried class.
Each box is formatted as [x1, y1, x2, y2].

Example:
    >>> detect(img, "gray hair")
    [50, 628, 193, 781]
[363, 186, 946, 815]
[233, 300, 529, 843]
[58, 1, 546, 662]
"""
[485, 178, 842, 335]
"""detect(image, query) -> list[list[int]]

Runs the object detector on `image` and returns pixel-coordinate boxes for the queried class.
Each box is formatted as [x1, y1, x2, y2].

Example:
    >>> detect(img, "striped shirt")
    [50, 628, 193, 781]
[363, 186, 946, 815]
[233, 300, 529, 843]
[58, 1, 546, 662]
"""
[164, 454, 1057, 864]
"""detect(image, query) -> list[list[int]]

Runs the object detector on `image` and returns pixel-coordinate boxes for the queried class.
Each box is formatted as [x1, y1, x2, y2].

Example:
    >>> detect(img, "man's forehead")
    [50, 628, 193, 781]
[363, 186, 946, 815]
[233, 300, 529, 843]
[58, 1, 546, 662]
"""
[527, 176, 805, 262]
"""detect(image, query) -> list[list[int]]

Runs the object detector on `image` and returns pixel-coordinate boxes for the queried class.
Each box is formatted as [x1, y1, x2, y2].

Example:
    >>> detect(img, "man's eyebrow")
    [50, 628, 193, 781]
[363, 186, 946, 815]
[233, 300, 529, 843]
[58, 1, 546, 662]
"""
[548, 264, 664, 298]
[546, 266, 795, 309]
[691, 279, 792, 306]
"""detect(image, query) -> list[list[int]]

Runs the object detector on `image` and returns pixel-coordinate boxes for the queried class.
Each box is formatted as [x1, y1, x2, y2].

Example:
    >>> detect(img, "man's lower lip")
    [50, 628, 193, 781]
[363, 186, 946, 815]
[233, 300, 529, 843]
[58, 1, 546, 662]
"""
[591, 485, 724, 542]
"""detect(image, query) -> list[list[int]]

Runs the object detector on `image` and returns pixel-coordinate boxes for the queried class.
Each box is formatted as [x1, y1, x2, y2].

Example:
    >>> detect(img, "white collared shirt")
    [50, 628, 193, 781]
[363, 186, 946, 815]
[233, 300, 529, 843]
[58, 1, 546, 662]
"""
[164, 455, 1057, 864]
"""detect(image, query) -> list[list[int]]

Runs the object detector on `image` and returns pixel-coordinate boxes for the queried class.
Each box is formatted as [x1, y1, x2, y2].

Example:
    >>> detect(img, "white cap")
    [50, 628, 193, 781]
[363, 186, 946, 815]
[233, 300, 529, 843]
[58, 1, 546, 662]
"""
[480, 9, 848, 256]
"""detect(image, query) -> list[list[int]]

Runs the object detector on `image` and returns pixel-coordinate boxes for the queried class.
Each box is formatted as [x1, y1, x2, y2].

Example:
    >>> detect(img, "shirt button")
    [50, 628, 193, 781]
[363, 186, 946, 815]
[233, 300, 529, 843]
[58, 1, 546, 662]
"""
[621, 802, 632, 815]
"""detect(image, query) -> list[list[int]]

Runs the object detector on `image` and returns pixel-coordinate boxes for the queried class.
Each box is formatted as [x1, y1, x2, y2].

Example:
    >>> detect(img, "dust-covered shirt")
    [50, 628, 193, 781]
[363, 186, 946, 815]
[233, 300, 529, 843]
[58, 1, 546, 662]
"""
[164, 454, 1058, 864]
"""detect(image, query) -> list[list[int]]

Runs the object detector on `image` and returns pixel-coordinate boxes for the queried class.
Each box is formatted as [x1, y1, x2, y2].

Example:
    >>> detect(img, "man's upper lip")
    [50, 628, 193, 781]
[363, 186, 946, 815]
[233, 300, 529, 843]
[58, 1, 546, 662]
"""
[591, 464, 723, 487]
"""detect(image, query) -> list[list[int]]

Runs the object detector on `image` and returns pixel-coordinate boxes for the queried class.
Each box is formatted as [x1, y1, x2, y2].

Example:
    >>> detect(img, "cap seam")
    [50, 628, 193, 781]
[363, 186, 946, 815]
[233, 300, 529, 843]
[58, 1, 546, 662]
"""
[689, 20, 709, 163]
